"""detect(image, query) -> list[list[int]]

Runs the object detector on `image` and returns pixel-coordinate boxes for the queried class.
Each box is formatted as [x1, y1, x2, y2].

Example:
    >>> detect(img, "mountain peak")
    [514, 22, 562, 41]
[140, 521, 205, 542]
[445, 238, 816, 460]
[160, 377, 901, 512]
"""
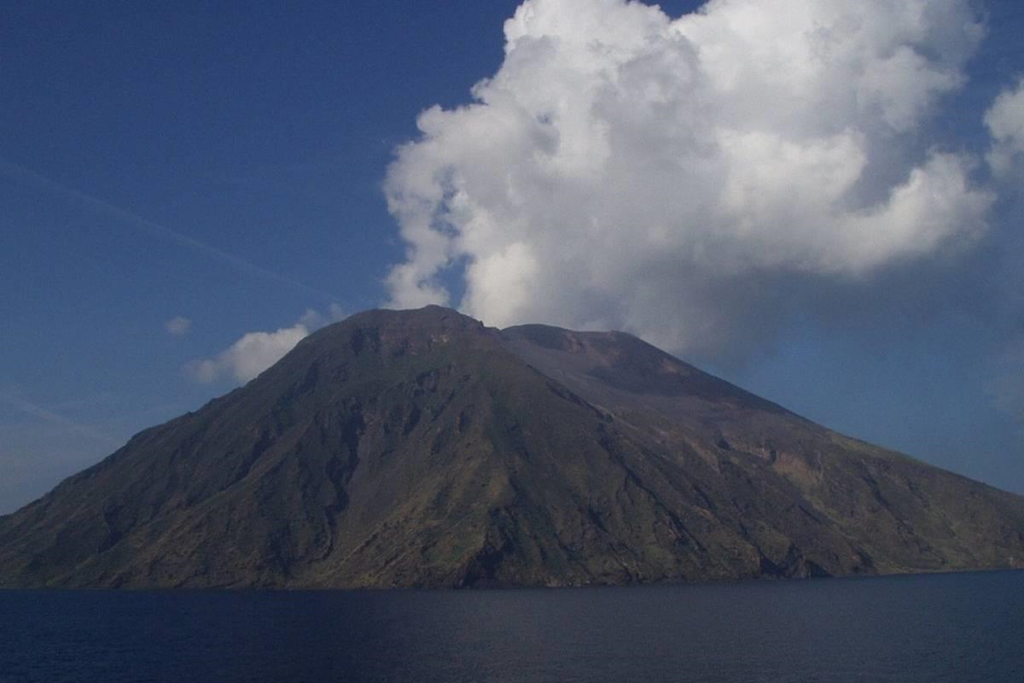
[303, 306, 487, 347]
[1, 308, 1022, 589]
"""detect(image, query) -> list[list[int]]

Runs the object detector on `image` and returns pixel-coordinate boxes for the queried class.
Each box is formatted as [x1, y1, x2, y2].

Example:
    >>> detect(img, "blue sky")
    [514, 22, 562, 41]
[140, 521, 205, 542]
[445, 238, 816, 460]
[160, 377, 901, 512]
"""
[1, 0, 1022, 514]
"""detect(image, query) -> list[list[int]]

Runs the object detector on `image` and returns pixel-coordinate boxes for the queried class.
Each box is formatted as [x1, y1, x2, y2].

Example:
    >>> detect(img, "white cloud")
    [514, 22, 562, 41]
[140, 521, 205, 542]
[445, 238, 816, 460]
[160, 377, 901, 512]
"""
[164, 316, 192, 336]
[986, 77, 1024, 177]
[384, 0, 995, 355]
[185, 305, 346, 385]
[187, 324, 309, 384]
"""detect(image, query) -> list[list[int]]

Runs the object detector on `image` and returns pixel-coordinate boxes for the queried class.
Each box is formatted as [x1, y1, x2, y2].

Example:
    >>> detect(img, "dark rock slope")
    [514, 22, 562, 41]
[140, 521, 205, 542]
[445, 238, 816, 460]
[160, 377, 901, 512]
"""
[1, 306, 1022, 588]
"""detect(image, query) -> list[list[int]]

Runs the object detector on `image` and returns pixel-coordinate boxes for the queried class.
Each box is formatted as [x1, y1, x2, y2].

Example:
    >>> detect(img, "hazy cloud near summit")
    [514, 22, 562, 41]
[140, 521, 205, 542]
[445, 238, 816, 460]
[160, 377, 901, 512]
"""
[186, 306, 344, 385]
[188, 324, 309, 384]
[385, 0, 1010, 356]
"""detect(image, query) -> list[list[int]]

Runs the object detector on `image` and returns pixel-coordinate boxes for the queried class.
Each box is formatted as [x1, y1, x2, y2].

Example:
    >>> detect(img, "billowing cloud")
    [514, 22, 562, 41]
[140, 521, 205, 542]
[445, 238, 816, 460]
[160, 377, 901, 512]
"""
[986, 77, 1024, 177]
[384, 0, 997, 355]
[164, 316, 192, 337]
[187, 324, 309, 384]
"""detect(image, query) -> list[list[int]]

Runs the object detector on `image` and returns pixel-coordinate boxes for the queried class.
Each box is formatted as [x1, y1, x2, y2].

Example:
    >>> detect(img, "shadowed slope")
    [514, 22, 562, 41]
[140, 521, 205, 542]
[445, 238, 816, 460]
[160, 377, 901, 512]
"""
[502, 324, 1024, 575]
[1, 307, 1022, 588]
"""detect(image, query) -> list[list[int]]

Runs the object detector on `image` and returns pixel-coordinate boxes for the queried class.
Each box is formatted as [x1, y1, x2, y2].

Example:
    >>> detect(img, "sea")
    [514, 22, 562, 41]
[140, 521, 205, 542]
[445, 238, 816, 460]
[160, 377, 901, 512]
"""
[1, 570, 1020, 683]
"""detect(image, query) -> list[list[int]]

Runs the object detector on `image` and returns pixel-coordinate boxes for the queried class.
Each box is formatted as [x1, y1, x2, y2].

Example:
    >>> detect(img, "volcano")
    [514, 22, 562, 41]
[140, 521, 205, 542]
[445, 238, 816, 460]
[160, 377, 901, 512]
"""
[1, 306, 1022, 588]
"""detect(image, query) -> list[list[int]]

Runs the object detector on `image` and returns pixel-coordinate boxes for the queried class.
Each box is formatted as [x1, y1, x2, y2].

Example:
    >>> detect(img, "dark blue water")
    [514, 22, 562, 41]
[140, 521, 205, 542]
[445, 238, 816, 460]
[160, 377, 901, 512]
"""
[1, 571, 1021, 683]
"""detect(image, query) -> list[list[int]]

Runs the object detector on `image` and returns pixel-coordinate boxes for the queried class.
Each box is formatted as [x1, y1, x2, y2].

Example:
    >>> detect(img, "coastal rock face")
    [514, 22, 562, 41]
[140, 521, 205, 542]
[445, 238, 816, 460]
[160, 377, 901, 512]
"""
[1, 306, 1022, 588]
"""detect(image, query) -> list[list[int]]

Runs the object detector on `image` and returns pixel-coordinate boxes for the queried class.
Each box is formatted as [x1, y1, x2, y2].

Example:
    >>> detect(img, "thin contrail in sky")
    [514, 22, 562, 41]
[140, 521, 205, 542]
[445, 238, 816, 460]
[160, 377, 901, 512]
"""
[0, 158, 337, 302]
[0, 391, 123, 449]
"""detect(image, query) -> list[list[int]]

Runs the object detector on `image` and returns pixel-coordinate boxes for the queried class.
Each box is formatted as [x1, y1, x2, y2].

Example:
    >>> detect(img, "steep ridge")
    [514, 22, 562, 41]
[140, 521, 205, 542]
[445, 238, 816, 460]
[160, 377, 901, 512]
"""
[1, 306, 1022, 588]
